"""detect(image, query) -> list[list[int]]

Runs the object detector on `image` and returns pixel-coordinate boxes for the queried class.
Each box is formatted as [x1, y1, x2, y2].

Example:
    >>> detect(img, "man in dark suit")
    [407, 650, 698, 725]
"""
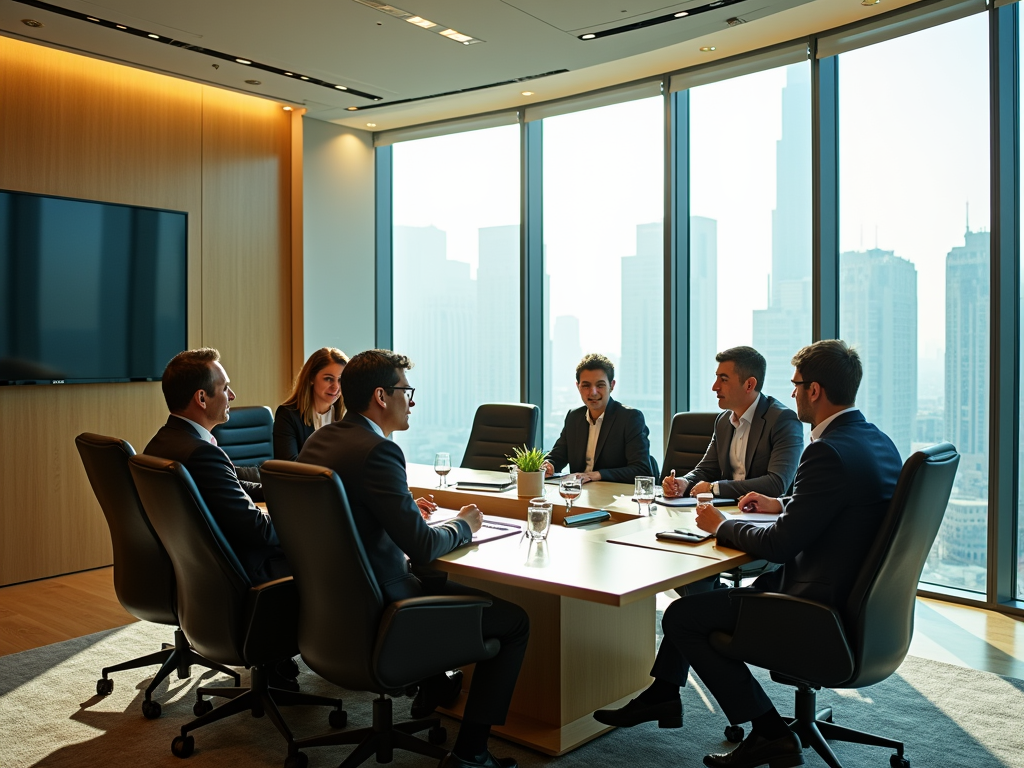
[298, 349, 529, 768]
[594, 340, 903, 768]
[144, 348, 289, 584]
[542, 353, 651, 484]
[663, 346, 803, 500]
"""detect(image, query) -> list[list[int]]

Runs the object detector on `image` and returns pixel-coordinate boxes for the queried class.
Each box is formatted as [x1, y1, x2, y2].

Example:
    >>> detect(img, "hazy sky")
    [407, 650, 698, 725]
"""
[392, 11, 991, 375]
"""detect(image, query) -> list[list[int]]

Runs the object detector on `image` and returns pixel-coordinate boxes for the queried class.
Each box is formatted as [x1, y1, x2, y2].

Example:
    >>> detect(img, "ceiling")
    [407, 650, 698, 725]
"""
[0, 0, 920, 132]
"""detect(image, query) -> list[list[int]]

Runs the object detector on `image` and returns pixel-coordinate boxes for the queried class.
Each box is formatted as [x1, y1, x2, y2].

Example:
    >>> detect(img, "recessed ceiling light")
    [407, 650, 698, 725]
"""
[861, 0, 880, 5]
[700, 46, 716, 51]
[521, 91, 534, 96]
[236, 58, 252, 65]
[21, 19, 43, 27]
[581, 33, 596, 40]
[366, 123, 377, 127]
[285, 72, 293, 76]
[406, 16, 436, 29]
[148, 33, 159, 39]
[347, 106, 359, 111]
[283, 106, 294, 111]
[116, 24, 127, 29]
[245, 79, 261, 85]
[86, 16, 99, 22]
[300, 76, 310, 80]
[335, 85, 347, 90]
[674, 11, 689, 17]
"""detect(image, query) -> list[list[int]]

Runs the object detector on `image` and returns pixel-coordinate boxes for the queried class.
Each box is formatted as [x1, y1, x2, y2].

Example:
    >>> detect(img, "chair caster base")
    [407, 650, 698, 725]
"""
[171, 734, 195, 758]
[142, 699, 162, 719]
[96, 678, 114, 696]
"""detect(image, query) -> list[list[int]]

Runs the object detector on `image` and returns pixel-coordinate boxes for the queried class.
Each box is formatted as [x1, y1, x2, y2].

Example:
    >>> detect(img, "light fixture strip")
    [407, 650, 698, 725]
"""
[11, 0, 383, 100]
[352, 0, 484, 45]
[578, 0, 747, 41]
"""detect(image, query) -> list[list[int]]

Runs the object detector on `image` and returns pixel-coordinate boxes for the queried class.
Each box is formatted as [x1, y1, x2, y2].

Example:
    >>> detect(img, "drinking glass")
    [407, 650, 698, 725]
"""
[526, 497, 552, 541]
[433, 452, 451, 489]
[634, 476, 656, 516]
[559, 476, 583, 514]
[696, 491, 714, 511]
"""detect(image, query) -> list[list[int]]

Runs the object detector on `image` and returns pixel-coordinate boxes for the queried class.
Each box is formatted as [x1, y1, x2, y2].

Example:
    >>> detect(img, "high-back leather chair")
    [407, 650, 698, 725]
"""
[460, 403, 540, 471]
[75, 433, 239, 718]
[660, 411, 718, 480]
[261, 459, 501, 768]
[710, 442, 960, 768]
[128, 454, 344, 762]
[211, 404, 274, 466]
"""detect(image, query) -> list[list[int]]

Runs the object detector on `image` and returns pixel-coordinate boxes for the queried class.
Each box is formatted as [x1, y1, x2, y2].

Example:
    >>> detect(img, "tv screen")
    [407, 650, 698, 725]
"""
[0, 190, 187, 385]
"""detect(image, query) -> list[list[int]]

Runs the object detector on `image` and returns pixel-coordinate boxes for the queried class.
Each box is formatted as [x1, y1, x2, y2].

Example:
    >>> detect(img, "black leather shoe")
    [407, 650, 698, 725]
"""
[437, 750, 517, 768]
[411, 669, 464, 718]
[593, 696, 682, 728]
[703, 730, 804, 768]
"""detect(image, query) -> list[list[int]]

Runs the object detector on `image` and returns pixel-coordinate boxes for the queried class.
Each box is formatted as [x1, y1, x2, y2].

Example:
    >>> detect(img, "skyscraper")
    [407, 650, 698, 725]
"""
[476, 225, 520, 405]
[752, 63, 812, 402]
[620, 222, 664, 452]
[689, 216, 718, 412]
[839, 248, 918, 457]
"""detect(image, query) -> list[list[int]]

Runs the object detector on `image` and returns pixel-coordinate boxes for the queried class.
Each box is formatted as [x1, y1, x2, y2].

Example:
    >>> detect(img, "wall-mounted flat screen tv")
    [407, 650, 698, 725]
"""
[0, 190, 187, 385]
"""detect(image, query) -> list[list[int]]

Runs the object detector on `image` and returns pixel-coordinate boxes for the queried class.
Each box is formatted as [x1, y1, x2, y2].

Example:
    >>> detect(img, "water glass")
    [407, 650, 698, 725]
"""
[559, 476, 583, 514]
[433, 452, 451, 489]
[696, 491, 714, 511]
[526, 497, 552, 541]
[634, 476, 656, 516]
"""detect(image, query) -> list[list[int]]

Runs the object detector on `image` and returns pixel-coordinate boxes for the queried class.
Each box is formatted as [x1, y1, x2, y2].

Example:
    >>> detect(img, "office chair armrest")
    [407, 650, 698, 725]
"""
[710, 591, 855, 687]
[242, 577, 300, 663]
[374, 595, 499, 688]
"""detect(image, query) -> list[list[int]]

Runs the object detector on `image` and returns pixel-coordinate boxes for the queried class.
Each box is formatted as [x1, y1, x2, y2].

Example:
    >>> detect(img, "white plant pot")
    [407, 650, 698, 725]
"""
[516, 470, 545, 498]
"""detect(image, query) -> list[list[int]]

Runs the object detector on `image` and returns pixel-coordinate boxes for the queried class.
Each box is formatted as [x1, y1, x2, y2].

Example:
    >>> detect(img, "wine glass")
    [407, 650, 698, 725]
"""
[634, 476, 656, 516]
[433, 452, 451, 489]
[559, 475, 583, 514]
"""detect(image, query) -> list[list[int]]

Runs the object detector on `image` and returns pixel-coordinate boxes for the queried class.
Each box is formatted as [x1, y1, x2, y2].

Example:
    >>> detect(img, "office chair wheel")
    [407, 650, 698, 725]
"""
[171, 734, 195, 758]
[193, 698, 213, 717]
[96, 678, 114, 696]
[284, 752, 308, 768]
[142, 699, 162, 719]
[328, 708, 347, 729]
[428, 726, 447, 745]
[724, 724, 744, 743]
[889, 755, 909, 768]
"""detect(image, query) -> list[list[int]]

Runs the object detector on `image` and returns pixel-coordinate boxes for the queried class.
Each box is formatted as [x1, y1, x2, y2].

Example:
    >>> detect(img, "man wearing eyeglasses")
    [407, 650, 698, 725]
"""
[594, 340, 902, 768]
[299, 349, 529, 768]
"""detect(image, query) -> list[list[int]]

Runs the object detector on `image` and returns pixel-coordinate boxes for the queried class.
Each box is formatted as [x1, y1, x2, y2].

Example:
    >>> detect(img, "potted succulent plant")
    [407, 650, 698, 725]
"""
[505, 445, 549, 498]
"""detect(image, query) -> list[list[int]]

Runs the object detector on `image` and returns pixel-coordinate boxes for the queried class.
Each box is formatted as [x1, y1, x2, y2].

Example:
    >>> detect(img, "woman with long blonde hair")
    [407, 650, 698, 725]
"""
[273, 347, 349, 460]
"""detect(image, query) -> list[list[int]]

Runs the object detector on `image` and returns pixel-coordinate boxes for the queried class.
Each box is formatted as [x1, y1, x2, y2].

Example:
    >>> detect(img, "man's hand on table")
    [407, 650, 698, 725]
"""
[689, 480, 714, 497]
[457, 504, 483, 533]
[695, 503, 727, 535]
[735, 492, 783, 515]
[415, 495, 438, 520]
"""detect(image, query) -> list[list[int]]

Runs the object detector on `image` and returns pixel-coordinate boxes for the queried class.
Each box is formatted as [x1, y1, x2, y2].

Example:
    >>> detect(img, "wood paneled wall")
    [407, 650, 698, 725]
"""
[0, 38, 299, 586]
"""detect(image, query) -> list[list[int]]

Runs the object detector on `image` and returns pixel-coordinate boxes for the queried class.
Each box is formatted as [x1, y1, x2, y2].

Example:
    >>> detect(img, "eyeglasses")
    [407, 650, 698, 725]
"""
[791, 380, 815, 389]
[386, 386, 415, 400]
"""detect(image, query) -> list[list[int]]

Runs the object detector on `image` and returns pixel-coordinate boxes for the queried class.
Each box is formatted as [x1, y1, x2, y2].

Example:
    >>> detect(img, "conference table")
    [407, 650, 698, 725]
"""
[405, 464, 753, 755]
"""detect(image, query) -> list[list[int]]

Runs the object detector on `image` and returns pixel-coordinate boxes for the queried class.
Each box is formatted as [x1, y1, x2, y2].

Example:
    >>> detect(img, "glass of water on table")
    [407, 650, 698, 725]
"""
[559, 475, 582, 514]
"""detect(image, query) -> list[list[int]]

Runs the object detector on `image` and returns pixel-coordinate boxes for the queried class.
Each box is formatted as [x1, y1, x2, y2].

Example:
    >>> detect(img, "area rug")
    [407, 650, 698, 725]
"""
[1, 620, 1021, 768]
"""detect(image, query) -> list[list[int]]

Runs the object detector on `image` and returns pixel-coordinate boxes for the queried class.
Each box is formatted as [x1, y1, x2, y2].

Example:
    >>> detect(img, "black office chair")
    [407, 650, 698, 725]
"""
[128, 454, 345, 765]
[460, 403, 540, 471]
[660, 411, 719, 480]
[75, 433, 239, 719]
[211, 404, 274, 467]
[260, 459, 502, 768]
[710, 442, 960, 768]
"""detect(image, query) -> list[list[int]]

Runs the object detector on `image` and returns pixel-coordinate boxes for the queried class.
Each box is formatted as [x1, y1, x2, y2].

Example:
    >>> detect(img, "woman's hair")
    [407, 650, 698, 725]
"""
[281, 347, 349, 426]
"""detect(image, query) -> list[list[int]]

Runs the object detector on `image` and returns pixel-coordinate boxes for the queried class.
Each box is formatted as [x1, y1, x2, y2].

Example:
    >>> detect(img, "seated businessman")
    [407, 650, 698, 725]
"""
[663, 346, 803, 500]
[594, 340, 902, 768]
[144, 348, 289, 584]
[542, 353, 652, 484]
[298, 349, 529, 768]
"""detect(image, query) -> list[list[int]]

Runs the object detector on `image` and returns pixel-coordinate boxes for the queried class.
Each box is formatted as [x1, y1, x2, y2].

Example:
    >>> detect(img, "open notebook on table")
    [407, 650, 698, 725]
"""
[426, 508, 524, 543]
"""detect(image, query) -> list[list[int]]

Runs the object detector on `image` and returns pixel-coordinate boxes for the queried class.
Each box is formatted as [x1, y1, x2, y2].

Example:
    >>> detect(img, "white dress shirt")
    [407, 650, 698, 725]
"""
[313, 407, 334, 430]
[810, 407, 859, 442]
[711, 398, 758, 496]
[584, 411, 604, 473]
[172, 414, 215, 444]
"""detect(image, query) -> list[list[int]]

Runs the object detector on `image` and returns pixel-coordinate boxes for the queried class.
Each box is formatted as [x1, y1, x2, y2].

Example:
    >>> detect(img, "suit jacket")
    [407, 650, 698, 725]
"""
[545, 398, 652, 484]
[298, 411, 472, 602]
[683, 394, 803, 498]
[273, 404, 316, 462]
[144, 416, 286, 583]
[716, 410, 902, 608]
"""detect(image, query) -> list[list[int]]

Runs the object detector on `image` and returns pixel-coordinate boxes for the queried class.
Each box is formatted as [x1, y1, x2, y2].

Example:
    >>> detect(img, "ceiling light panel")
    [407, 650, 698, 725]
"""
[352, 0, 485, 45]
[575, 0, 747, 41]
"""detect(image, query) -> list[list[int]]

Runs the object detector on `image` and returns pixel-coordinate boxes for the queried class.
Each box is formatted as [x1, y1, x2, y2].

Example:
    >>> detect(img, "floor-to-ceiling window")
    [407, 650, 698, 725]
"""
[1018, 9, 1024, 602]
[391, 125, 521, 464]
[688, 62, 813, 417]
[541, 97, 665, 457]
[837, 15, 990, 593]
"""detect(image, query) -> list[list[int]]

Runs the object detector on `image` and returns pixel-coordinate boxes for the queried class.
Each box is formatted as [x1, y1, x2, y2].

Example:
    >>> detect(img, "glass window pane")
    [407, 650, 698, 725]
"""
[838, 16, 989, 593]
[689, 63, 812, 421]
[542, 98, 665, 460]
[391, 126, 521, 464]
[1018, 10, 1024, 602]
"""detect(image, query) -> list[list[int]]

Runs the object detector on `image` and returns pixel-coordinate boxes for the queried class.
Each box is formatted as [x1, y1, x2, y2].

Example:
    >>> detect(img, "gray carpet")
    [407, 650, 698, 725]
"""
[1, 620, 1022, 768]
